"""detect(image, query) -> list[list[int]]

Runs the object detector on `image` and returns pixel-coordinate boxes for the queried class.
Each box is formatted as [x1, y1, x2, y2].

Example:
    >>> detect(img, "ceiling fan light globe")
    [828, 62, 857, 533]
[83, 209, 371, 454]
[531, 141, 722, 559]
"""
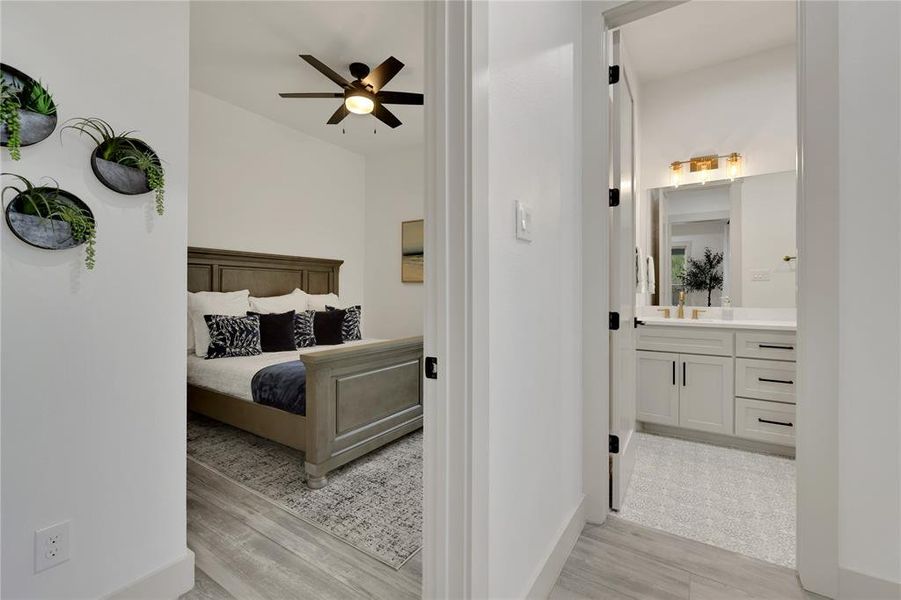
[345, 94, 374, 115]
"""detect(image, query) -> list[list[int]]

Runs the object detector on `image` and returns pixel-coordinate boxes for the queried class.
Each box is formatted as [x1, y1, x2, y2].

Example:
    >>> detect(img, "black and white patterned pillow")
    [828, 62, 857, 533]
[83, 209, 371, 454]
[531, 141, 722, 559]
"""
[326, 305, 362, 341]
[204, 314, 262, 359]
[294, 310, 316, 348]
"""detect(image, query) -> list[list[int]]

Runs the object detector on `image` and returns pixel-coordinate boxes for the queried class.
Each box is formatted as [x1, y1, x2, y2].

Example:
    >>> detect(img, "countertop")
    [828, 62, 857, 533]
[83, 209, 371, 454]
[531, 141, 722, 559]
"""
[638, 316, 797, 332]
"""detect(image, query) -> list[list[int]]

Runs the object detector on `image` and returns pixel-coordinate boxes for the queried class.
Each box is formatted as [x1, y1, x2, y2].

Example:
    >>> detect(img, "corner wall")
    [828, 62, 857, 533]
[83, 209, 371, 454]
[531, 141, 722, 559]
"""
[1, 2, 192, 598]
[487, 1, 584, 596]
[364, 147, 425, 339]
[188, 90, 366, 305]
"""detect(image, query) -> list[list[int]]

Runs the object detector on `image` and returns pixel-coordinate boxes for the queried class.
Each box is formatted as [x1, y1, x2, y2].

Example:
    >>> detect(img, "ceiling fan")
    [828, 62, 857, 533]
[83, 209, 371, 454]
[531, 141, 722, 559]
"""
[279, 55, 423, 129]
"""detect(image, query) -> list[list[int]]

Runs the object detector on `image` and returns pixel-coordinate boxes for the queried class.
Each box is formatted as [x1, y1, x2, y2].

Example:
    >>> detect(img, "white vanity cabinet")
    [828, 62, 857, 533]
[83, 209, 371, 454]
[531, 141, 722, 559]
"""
[637, 324, 796, 450]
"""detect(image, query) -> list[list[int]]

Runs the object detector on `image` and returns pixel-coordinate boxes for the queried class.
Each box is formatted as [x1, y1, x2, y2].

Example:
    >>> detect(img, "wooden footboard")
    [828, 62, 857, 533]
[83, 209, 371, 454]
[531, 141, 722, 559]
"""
[300, 336, 424, 488]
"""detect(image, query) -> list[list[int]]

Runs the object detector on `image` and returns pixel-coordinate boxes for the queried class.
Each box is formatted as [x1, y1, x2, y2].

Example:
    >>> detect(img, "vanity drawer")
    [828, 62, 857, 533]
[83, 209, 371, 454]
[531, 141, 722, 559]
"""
[637, 326, 733, 357]
[735, 331, 796, 361]
[735, 398, 796, 447]
[736, 358, 797, 404]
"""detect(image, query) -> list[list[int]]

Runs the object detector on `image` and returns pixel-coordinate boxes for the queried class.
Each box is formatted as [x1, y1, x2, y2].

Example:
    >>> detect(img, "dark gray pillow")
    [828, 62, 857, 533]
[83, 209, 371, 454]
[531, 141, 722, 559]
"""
[313, 310, 345, 345]
[248, 310, 296, 352]
[204, 314, 262, 359]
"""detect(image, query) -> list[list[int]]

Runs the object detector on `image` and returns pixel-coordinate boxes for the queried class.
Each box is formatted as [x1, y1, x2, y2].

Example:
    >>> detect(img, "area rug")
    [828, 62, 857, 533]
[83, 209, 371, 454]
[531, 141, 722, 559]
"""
[618, 432, 796, 568]
[187, 412, 422, 569]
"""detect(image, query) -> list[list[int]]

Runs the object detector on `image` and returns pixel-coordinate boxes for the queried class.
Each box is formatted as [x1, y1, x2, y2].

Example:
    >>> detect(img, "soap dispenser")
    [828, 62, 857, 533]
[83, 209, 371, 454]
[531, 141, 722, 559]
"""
[721, 295, 733, 321]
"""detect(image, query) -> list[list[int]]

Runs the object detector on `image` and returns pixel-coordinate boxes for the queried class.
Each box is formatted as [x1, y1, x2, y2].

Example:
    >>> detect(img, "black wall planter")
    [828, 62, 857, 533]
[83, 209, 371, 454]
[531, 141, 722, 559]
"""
[90, 138, 157, 195]
[5, 188, 92, 250]
[0, 64, 57, 147]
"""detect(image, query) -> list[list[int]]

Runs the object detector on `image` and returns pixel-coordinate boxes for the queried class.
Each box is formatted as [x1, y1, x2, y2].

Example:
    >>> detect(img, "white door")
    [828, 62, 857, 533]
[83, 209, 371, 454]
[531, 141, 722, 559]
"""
[678, 354, 734, 435]
[636, 351, 679, 425]
[609, 30, 638, 511]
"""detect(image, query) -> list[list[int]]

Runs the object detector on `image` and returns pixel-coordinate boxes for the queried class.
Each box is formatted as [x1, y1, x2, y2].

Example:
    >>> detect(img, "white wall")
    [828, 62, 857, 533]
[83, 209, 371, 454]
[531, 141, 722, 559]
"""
[835, 1, 901, 593]
[1, 2, 192, 598]
[487, 1, 583, 596]
[189, 90, 366, 305]
[364, 147, 424, 338]
[639, 44, 796, 189]
[740, 171, 796, 308]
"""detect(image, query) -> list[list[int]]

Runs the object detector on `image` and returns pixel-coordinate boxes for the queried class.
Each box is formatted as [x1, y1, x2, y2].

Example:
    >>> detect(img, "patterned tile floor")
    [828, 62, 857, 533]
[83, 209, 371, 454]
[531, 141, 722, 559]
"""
[618, 432, 796, 568]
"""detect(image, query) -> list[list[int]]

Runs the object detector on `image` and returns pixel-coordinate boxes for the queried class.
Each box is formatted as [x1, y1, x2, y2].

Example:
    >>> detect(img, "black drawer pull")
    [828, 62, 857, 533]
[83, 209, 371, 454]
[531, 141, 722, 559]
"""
[758, 417, 793, 427]
[759, 377, 794, 385]
[758, 344, 794, 350]
[682, 361, 686, 387]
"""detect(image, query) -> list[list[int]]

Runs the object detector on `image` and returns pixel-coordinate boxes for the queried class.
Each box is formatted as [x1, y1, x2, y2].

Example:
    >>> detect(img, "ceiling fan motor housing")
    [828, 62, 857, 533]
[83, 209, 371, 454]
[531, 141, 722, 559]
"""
[349, 62, 370, 80]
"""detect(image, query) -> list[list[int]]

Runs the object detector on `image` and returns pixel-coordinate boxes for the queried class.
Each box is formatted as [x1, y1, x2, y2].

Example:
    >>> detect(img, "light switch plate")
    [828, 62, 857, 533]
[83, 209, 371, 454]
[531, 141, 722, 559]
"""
[515, 201, 533, 242]
[35, 521, 70, 573]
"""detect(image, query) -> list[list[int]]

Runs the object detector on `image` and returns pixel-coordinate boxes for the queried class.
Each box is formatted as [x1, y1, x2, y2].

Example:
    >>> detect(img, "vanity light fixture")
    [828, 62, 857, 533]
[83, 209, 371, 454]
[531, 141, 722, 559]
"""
[668, 152, 743, 186]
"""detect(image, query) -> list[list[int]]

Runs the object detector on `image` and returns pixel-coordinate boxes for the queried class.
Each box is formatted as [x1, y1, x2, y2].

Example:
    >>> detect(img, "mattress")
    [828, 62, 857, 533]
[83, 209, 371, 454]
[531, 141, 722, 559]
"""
[186, 340, 380, 403]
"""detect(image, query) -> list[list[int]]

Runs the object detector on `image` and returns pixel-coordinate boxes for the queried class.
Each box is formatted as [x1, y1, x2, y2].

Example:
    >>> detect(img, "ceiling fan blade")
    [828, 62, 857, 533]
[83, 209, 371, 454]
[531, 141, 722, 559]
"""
[372, 102, 402, 129]
[279, 92, 344, 98]
[299, 55, 350, 89]
[362, 56, 404, 93]
[327, 103, 349, 125]
[376, 91, 424, 105]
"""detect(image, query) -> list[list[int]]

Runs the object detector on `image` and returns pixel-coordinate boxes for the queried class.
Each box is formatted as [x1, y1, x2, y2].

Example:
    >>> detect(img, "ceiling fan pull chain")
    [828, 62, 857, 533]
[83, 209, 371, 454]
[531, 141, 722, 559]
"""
[342, 128, 346, 135]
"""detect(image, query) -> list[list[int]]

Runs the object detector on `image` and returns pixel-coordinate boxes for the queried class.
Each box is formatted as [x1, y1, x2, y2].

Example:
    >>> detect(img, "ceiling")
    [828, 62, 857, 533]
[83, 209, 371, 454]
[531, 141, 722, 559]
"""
[621, 1, 796, 84]
[190, 1, 425, 156]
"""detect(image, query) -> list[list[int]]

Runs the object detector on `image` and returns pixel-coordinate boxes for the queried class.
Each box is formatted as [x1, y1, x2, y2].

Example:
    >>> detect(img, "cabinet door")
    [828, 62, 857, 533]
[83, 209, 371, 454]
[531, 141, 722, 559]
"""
[636, 351, 679, 426]
[679, 354, 734, 434]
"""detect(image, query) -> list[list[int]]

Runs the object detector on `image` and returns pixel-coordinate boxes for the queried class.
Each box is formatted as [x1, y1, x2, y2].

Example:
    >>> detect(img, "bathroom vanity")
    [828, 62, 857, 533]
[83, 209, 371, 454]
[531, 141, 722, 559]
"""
[636, 317, 796, 454]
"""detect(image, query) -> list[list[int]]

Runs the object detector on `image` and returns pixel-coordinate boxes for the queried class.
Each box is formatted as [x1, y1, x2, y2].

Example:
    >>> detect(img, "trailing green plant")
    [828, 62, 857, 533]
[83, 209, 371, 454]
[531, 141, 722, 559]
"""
[117, 142, 165, 215]
[20, 79, 56, 116]
[679, 247, 724, 307]
[1, 173, 96, 269]
[1, 77, 22, 160]
[62, 117, 165, 216]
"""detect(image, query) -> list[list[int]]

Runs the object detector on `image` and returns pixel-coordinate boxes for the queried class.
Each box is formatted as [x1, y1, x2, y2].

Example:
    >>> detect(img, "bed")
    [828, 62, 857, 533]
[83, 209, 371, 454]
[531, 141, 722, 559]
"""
[187, 247, 423, 488]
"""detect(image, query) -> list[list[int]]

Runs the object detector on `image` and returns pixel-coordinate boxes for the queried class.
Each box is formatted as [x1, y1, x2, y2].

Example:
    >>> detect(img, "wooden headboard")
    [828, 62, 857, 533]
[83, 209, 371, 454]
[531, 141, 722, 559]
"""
[187, 247, 342, 296]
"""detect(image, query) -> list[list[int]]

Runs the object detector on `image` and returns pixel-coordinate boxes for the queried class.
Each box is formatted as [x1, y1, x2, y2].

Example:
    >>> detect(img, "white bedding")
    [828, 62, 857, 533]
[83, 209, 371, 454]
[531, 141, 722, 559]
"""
[187, 340, 382, 402]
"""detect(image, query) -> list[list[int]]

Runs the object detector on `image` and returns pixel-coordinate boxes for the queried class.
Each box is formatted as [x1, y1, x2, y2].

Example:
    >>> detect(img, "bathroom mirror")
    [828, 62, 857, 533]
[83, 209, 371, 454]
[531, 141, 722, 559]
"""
[645, 170, 796, 308]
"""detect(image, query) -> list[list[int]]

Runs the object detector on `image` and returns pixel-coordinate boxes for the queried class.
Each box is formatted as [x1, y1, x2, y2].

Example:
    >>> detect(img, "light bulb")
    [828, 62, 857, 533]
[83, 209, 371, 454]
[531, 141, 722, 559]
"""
[345, 93, 374, 115]
[727, 153, 742, 181]
[670, 162, 682, 188]
[700, 167, 710, 185]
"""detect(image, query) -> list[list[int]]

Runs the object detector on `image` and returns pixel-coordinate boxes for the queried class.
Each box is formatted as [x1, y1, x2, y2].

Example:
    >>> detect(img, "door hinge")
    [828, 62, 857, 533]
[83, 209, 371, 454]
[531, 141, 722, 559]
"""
[609, 65, 620, 85]
[609, 312, 620, 331]
[609, 188, 620, 207]
[425, 356, 438, 380]
[609, 434, 620, 454]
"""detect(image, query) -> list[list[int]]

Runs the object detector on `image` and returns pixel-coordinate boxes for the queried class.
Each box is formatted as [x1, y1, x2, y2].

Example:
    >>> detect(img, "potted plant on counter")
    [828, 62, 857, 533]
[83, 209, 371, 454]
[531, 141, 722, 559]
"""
[2, 173, 96, 269]
[61, 117, 165, 215]
[0, 65, 57, 160]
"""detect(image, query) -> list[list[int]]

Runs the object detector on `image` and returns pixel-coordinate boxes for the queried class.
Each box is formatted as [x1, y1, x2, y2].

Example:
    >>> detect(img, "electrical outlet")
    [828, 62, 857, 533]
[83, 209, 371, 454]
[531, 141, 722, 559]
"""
[35, 521, 70, 573]
[751, 269, 771, 282]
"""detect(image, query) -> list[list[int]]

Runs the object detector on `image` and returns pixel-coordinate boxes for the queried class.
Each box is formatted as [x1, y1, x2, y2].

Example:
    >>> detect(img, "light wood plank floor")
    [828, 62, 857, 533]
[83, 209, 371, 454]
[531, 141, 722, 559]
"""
[180, 462, 815, 600]
[180, 460, 421, 600]
[552, 516, 820, 600]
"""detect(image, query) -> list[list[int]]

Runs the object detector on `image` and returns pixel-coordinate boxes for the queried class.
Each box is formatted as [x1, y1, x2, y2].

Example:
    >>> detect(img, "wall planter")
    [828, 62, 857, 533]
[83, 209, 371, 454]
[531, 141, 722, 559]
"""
[0, 64, 57, 160]
[62, 117, 165, 215]
[2, 174, 96, 269]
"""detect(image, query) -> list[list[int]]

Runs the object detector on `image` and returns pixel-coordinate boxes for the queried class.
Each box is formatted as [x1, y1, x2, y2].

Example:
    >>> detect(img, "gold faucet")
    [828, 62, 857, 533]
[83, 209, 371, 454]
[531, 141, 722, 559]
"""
[691, 308, 706, 320]
[677, 290, 686, 319]
[657, 308, 671, 319]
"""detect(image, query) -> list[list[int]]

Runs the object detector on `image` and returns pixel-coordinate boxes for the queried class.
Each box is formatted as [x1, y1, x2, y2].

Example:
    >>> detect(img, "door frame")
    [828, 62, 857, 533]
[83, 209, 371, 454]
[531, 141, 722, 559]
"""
[586, 1, 840, 598]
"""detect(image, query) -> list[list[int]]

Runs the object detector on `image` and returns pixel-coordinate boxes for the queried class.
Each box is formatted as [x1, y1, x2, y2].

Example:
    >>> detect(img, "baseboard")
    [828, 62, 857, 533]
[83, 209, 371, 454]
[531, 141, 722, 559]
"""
[525, 495, 586, 599]
[839, 567, 901, 599]
[105, 548, 195, 600]
[640, 422, 795, 458]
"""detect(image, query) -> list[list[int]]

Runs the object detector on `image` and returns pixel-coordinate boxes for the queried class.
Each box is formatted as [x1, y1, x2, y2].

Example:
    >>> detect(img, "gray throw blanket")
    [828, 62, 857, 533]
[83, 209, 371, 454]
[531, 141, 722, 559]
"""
[250, 360, 307, 415]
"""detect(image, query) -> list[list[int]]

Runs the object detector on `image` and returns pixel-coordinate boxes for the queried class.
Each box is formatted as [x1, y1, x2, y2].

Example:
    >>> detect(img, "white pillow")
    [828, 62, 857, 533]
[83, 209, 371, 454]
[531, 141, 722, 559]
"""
[188, 290, 251, 357]
[249, 289, 309, 314]
[307, 293, 340, 311]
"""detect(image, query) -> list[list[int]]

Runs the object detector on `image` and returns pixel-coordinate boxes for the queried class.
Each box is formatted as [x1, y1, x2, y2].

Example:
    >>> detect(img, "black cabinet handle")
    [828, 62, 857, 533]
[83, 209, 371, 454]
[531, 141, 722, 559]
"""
[758, 417, 793, 427]
[759, 377, 795, 385]
[672, 361, 676, 385]
[758, 344, 794, 350]
[682, 361, 686, 387]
